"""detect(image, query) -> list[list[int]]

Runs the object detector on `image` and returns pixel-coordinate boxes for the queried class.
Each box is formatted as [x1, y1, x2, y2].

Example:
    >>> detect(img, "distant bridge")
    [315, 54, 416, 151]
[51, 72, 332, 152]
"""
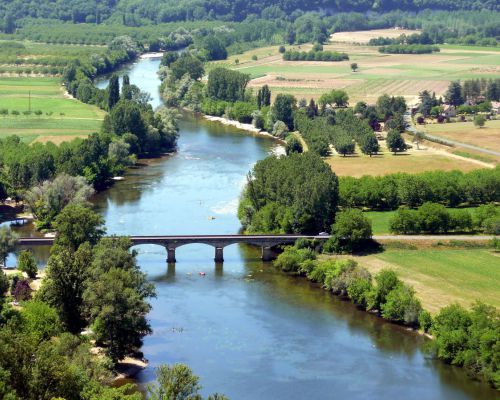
[18, 234, 330, 263]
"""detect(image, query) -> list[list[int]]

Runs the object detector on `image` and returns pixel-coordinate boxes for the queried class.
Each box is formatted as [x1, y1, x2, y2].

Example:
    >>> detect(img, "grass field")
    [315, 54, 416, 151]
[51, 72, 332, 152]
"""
[216, 30, 500, 105]
[349, 248, 500, 313]
[421, 119, 500, 153]
[0, 77, 104, 143]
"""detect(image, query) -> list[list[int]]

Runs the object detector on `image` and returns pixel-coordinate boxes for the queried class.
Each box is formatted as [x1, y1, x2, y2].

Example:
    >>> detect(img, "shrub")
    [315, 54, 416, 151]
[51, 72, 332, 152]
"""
[381, 283, 422, 326]
[419, 310, 433, 333]
[347, 277, 373, 308]
[274, 246, 316, 274]
[12, 279, 32, 301]
[367, 269, 401, 311]
[17, 250, 37, 279]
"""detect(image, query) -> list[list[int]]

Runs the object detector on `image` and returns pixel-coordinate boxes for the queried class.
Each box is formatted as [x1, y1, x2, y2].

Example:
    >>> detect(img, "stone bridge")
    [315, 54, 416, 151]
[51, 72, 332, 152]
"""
[18, 234, 329, 263]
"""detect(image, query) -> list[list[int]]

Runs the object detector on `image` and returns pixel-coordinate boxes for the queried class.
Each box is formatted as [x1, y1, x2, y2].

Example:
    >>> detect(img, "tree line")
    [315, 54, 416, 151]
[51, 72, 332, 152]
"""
[389, 202, 499, 234]
[273, 239, 499, 390]
[339, 168, 500, 210]
[3, 0, 496, 27]
[282, 49, 349, 61]
[378, 44, 440, 54]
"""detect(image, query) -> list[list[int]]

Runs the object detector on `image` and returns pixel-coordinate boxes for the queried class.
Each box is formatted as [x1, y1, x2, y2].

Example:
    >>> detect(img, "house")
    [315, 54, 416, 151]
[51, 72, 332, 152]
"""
[491, 101, 500, 115]
[442, 105, 456, 118]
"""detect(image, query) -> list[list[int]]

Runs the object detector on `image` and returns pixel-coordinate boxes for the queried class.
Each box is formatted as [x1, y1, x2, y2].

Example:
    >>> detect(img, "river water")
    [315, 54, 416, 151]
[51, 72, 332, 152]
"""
[7, 57, 497, 399]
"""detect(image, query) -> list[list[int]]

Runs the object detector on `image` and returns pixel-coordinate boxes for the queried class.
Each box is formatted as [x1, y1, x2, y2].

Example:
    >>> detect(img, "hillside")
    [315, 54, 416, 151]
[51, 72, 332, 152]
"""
[0, 0, 498, 26]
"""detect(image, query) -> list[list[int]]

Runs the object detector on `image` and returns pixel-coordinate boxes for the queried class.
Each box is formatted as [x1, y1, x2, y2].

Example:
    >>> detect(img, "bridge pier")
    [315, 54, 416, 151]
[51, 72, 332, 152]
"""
[262, 246, 274, 262]
[214, 247, 224, 263]
[167, 248, 176, 263]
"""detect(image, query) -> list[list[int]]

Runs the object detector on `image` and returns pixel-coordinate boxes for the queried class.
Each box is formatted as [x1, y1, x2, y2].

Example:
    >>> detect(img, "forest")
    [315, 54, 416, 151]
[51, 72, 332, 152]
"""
[1, 1, 498, 26]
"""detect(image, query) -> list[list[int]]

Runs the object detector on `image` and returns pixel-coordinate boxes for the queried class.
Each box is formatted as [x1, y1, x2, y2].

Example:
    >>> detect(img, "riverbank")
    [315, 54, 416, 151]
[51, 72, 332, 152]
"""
[203, 115, 286, 143]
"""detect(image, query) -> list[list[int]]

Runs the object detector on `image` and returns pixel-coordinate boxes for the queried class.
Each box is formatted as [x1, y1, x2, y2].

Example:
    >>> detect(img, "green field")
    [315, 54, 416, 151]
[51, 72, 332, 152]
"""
[361, 249, 500, 312]
[218, 38, 500, 104]
[0, 77, 105, 143]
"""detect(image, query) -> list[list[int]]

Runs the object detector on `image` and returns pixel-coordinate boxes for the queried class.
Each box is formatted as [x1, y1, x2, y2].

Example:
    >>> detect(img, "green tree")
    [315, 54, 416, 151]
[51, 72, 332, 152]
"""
[445, 81, 464, 106]
[84, 237, 155, 362]
[107, 74, 120, 110]
[24, 173, 94, 230]
[17, 250, 37, 279]
[170, 54, 204, 81]
[386, 130, 407, 154]
[37, 243, 93, 333]
[473, 114, 486, 128]
[350, 63, 358, 72]
[53, 204, 105, 250]
[324, 209, 372, 253]
[360, 134, 379, 156]
[272, 94, 296, 129]
[257, 85, 271, 109]
[206, 68, 250, 103]
[148, 364, 202, 400]
[21, 301, 61, 342]
[367, 269, 401, 311]
[0, 227, 18, 268]
[380, 283, 422, 326]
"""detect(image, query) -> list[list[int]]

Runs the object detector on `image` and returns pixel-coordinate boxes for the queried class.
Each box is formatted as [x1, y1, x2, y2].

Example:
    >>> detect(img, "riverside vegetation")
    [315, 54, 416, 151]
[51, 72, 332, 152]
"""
[0, 0, 499, 396]
[0, 205, 230, 399]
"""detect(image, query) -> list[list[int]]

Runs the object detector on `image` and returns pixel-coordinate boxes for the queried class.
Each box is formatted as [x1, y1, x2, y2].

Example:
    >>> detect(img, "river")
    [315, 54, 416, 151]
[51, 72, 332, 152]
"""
[6, 57, 498, 399]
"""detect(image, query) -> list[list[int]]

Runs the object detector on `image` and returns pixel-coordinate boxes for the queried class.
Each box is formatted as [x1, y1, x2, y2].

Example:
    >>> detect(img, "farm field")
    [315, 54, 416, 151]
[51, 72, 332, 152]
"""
[421, 119, 500, 153]
[0, 77, 105, 143]
[348, 248, 500, 313]
[217, 31, 500, 105]
[330, 28, 421, 44]
[324, 139, 487, 177]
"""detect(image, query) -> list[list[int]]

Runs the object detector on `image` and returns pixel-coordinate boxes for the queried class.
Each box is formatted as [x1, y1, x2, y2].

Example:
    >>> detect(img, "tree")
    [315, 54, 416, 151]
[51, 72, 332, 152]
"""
[278, 45, 286, 54]
[24, 173, 95, 230]
[257, 85, 271, 109]
[170, 54, 204, 81]
[148, 364, 202, 400]
[107, 75, 120, 110]
[200, 36, 227, 61]
[285, 136, 303, 155]
[17, 250, 37, 279]
[324, 209, 372, 253]
[0, 227, 18, 267]
[386, 130, 407, 154]
[473, 114, 486, 128]
[21, 301, 61, 342]
[380, 283, 422, 326]
[367, 269, 401, 311]
[318, 90, 349, 110]
[206, 68, 250, 103]
[37, 243, 93, 333]
[0, 270, 9, 297]
[445, 81, 463, 106]
[271, 94, 296, 129]
[360, 134, 379, 157]
[272, 120, 289, 139]
[53, 204, 105, 250]
[121, 74, 132, 100]
[350, 63, 358, 72]
[417, 202, 450, 233]
[84, 237, 155, 362]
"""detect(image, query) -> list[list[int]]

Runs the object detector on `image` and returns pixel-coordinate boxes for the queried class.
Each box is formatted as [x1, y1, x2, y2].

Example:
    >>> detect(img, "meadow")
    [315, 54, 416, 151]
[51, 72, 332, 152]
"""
[217, 30, 500, 105]
[349, 247, 500, 313]
[421, 119, 500, 153]
[324, 136, 488, 177]
[0, 77, 105, 143]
